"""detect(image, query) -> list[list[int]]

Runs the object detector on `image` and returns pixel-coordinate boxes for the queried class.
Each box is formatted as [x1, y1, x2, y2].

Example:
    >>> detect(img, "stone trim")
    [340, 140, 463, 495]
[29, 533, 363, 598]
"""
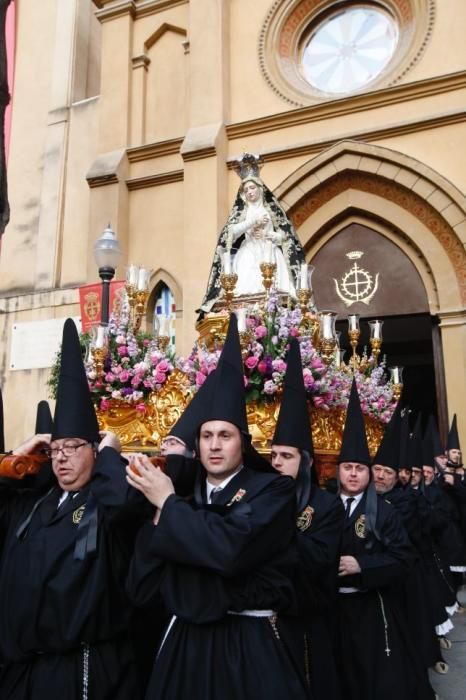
[226, 70, 466, 140]
[93, 0, 187, 22]
[127, 137, 183, 162]
[126, 169, 184, 189]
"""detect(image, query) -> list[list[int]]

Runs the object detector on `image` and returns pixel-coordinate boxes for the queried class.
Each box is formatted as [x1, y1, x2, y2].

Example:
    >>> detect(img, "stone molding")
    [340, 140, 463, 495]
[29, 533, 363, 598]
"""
[227, 70, 466, 140]
[93, 0, 188, 22]
[274, 142, 466, 306]
[126, 169, 184, 189]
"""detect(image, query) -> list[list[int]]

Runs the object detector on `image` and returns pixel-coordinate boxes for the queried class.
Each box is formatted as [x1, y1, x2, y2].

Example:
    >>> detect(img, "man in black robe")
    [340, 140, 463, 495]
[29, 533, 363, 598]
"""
[0, 319, 144, 699]
[126, 315, 308, 700]
[270, 339, 344, 700]
[336, 380, 418, 700]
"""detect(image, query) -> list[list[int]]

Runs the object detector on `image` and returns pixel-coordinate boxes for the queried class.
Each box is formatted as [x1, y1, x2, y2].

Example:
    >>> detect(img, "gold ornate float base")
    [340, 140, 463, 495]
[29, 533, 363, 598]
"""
[97, 369, 385, 483]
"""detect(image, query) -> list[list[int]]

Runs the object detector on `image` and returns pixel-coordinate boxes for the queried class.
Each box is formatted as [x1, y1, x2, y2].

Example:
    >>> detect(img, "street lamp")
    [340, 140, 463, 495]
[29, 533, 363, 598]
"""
[93, 223, 122, 325]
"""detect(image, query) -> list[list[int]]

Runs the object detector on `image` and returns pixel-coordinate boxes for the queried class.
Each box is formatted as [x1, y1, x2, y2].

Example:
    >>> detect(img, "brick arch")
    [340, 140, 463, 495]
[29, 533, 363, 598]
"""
[276, 141, 466, 309]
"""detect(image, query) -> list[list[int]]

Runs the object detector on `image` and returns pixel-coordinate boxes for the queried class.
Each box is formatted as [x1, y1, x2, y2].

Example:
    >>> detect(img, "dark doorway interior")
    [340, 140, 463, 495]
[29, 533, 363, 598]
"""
[336, 313, 439, 422]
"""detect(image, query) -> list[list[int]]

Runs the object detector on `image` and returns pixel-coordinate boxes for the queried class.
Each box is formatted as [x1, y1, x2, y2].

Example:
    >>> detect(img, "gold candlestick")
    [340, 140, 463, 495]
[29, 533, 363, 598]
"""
[370, 337, 382, 365]
[348, 329, 360, 369]
[239, 330, 251, 358]
[125, 283, 137, 328]
[92, 346, 107, 377]
[158, 335, 170, 353]
[393, 382, 403, 401]
[220, 272, 238, 311]
[134, 290, 150, 332]
[320, 337, 336, 363]
[259, 262, 277, 294]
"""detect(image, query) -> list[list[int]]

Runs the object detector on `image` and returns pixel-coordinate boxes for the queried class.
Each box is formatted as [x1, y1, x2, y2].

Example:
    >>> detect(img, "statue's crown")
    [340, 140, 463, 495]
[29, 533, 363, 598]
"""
[346, 251, 364, 260]
[234, 152, 263, 180]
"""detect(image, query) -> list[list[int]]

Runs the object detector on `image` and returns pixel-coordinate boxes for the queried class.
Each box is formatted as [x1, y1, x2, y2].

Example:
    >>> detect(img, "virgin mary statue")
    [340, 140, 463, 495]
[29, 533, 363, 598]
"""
[198, 154, 305, 316]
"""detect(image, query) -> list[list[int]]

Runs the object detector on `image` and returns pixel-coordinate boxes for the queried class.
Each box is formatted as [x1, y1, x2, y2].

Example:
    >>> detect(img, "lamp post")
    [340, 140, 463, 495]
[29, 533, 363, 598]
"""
[93, 223, 122, 325]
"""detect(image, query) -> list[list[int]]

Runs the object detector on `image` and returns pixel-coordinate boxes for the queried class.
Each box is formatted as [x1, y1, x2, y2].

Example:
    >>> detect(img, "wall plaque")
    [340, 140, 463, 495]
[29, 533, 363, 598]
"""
[9, 317, 81, 371]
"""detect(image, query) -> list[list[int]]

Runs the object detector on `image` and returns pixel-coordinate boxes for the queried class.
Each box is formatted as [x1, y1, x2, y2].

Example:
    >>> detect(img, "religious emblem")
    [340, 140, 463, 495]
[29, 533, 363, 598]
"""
[226, 488, 247, 507]
[334, 251, 379, 307]
[296, 505, 314, 532]
[72, 505, 85, 525]
[355, 514, 367, 538]
[83, 291, 100, 323]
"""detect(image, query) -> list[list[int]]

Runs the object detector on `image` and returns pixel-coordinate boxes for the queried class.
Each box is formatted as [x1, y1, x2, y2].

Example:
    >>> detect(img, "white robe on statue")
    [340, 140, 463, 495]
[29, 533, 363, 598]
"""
[230, 200, 296, 297]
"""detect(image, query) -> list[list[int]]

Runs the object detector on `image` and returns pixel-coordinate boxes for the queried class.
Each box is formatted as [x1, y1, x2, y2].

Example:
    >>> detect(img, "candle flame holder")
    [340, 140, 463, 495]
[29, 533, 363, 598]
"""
[92, 346, 108, 377]
[348, 328, 361, 370]
[158, 335, 170, 353]
[259, 262, 277, 295]
[370, 337, 382, 365]
[220, 272, 238, 311]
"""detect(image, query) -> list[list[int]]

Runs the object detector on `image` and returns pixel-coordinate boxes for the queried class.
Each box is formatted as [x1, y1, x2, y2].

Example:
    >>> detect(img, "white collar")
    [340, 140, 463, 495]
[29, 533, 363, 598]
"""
[340, 491, 364, 507]
[205, 465, 244, 502]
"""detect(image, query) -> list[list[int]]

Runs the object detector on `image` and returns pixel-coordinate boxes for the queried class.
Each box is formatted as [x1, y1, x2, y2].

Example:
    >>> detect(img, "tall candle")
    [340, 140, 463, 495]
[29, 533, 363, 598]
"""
[237, 308, 247, 332]
[96, 325, 106, 348]
[299, 263, 309, 289]
[137, 268, 150, 291]
[372, 320, 383, 339]
[222, 251, 232, 274]
[265, 240, 273, 263]
[127, 264, 139, 286]
[348, 314, 359, 331]
[322, 315, 333, 339]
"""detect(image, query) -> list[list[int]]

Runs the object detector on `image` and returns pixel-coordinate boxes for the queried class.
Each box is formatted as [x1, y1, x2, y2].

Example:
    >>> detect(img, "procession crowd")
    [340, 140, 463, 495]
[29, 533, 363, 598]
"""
[0, 315, 464, 700]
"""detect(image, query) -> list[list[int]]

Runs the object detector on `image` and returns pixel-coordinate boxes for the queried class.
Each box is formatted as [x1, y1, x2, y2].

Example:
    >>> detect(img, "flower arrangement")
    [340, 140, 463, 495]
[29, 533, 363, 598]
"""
[48, 315, 175, 412]
[178, 291, 397, 422]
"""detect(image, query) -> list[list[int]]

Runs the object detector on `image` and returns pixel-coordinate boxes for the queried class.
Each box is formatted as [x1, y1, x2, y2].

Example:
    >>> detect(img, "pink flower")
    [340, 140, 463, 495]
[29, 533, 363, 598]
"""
[105, 372, 115, 383]
[313, 396, 325, 408]
[255, 325, 267, 339]
[157, 360, 169, 372]
[257, 361, 268, 374]
[131, 376, 142, 388]
[196, 371, 206, 387]
[311, 357, 324, 370]
[117, 345, 128, 357]
[136, 403, 146, 414]
[155, 371, 166, 383]
[289, 327, 299, 337]
[271, 359, 286, 372]
[119, 370, 130, 383]
[100, 398, 110, 411]
[245, 356, 259, 370]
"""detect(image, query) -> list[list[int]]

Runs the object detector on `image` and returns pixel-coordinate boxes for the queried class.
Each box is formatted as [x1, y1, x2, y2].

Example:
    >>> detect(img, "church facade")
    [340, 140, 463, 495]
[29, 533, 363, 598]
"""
[0, 0, 465, 447]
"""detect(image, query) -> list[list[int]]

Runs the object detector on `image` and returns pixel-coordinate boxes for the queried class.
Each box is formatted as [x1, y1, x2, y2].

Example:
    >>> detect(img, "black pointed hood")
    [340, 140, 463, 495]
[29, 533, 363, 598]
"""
[338, 378, 371, 466]
[427, 414, 443, 458]
[35, 400, 53, 435]
[398, 408, 411, 468]
[272, 339, 313, 454]
[0, 387, 4, 453]
[197, 313, 248, 433]
[169, 371, 217, 452]
[422, 427, 436, 469]
[407, 414, 423, 469]
[52, 319, 100, 442]
[447, 414, 460, 451]
[373, 401, 402, 471]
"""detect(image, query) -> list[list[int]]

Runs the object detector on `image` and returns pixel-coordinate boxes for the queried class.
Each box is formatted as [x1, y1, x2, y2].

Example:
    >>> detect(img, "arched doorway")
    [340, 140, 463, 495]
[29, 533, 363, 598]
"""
[275, 140, 466, 444]
[310, 221, 443, 422]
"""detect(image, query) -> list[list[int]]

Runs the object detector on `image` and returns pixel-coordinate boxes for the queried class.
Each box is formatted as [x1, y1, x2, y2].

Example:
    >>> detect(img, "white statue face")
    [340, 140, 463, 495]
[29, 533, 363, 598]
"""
[242, 180, 261, 203]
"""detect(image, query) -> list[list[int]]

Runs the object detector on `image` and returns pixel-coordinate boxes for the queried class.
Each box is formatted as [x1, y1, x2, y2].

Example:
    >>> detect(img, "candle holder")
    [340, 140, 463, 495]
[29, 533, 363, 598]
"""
[91, 346, 107, 377]
[158, 335, 170, 353]
[318, 311, 337, 363]
[220, 272, 238, 311]
[134, 290, 150, 332]
[259, 262, 277, 295]
[389, 366, 404, 401]
[239, 330, 252, 358]
[370, 337, 382, 365]
[321, 337, 336, 363]
[296, 288, 311, 331]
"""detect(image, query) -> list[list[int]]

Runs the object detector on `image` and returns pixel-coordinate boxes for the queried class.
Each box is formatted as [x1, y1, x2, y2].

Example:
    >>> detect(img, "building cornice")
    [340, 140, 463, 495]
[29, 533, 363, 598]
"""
[126, 169, 184, 189]
[93, 0, 188, 22]
[127, 137, 183, 163]
[227, 71, 466, 140]
[227, 109, 466, 167]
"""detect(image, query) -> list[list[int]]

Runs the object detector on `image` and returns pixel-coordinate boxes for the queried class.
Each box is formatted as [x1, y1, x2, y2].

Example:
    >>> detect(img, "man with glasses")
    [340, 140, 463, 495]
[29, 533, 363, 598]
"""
[0, 320, 145, 700]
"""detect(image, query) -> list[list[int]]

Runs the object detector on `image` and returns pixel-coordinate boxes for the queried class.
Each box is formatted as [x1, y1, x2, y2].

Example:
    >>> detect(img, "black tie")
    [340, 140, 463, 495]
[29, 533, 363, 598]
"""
[210, 487, 223, 504]
[345, 497, 355, 520]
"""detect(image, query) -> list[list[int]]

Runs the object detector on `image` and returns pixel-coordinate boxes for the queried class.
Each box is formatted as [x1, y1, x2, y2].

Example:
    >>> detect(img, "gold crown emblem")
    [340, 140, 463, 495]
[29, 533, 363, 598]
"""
[346, 251, 364, 260]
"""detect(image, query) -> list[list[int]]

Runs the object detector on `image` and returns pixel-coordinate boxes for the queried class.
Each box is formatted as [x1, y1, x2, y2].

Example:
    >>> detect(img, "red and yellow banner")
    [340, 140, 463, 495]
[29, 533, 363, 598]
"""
[79, 280, 126, 332]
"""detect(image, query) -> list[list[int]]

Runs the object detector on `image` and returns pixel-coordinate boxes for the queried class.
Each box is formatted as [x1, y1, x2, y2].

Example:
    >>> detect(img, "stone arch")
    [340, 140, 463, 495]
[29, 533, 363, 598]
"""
[146, 268, 182, 327]
[275, 140, 466, 311]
